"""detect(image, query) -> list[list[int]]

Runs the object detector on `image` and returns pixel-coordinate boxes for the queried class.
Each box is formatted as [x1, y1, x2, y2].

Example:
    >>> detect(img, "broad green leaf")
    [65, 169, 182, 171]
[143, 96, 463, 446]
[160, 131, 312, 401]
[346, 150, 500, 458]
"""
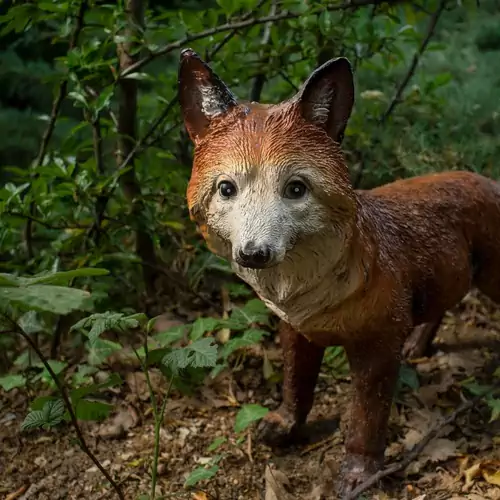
[234, 404, 269, 433]
[74, 399, 113, 421]
[70, 373, 122, 404]
[488, 398, 500, 422]
[397, 364, 419, 391]
[72, 312, 140, 345]
[190, 317, 220, 341]
[153, 325, 187, 346]
[219, 328, 266, 360]
[25, 268, 109, 286]
[0, 374, 26, 391]
[0, 285, 93, 315]
[227, 299, 270, 330]
[184, 465, 219, 487]
[86, 338, 122, 366]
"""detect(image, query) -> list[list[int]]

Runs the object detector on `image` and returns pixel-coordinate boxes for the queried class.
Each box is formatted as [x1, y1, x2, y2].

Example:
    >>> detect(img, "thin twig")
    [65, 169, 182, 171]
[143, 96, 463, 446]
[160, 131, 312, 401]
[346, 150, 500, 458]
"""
[6, 317, 125, 500]
[346, 382, 500, 499]
[120, 0, 406, 79]
[24, 0, 88, 259]
[353, 0, 447, 188]
[380, 0, 448, 124]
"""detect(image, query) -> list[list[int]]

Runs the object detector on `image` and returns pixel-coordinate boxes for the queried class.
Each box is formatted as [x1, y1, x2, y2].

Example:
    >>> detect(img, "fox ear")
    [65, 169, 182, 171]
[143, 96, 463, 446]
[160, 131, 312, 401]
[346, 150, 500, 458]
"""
[178, 48, 238, 144]
[292, 57, 354, 144]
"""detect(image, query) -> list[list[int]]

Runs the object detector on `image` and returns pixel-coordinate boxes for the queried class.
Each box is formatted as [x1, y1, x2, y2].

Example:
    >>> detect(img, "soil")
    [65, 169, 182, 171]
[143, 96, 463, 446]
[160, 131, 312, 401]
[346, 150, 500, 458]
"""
[1, 291, 500, 500]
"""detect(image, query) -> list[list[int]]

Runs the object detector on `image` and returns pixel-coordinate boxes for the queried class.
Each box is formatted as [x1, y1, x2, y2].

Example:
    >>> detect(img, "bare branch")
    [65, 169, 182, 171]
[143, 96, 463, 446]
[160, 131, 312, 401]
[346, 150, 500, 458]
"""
[380, 0, 447, 123]
[120, 0, 407, 79]
[346, 380, 500, 499]
[24, 0, 88, 259]
[353, 0, 447, 188]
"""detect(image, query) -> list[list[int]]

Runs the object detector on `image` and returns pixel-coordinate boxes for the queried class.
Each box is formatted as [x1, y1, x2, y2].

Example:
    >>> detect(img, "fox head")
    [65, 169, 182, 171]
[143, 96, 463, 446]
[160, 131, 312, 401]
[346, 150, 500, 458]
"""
[178, 49, 357, 272]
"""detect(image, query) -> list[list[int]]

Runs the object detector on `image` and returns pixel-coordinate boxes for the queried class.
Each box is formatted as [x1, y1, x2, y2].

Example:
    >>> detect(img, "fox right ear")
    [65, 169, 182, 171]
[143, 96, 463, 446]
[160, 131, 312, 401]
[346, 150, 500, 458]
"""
[178, 49, 238, 144]
[292, 57, 354, 144]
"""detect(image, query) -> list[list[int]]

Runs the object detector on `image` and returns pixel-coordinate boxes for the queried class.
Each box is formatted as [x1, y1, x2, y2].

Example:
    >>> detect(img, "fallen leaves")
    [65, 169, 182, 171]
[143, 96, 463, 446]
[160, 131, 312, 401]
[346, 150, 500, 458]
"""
[461, 458, 500, 489]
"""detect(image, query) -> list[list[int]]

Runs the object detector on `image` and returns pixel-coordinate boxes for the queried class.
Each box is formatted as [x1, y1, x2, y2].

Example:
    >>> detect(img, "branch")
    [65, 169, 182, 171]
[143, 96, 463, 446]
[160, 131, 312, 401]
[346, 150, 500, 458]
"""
[116, 0, 159, 299]
[6, 317, 125, 500]
[346, 381, 500, 499]
[380, 0, 447, 124]
[120, 0, 407, 79]
[250, 0, 278, 102]
[353, 0, 447, 188]
[24, 0, 88, 259]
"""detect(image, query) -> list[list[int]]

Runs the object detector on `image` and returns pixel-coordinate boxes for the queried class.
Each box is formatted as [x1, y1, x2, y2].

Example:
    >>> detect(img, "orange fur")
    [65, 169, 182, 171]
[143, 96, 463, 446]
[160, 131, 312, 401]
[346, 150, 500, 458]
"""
[178, 49, 500, 497]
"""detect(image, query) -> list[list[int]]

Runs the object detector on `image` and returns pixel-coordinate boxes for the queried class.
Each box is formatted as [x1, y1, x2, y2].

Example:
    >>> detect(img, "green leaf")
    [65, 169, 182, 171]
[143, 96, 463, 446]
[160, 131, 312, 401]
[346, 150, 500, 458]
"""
[397, 363, 419, 391]
[0, 285, 93, 315]
[86, 338, 122, 366]
[25, 268, 109, 286]
[70, 373, 122, 404]
[226, 299, 270, 330]
[0, 374, 26, 391]
[162, 338, 218, 373]
[184, 465, 219, 488]
[234, 404, 269, 433]
[74, 399, 113, 421]
[219, 328, 266, 360]
[72, 312, 140, 345]
[190, 317, 220, 341]
[487, 398, 500, 422]
[207, 436, 227, 452]
[153, 325, 187, 346]
[21, 399, 65, 431]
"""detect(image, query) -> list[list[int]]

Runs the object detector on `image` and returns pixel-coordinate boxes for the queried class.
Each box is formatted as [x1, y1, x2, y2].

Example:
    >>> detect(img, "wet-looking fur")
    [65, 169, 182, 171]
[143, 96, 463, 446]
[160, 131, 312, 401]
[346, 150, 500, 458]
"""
[178, 48, 500, 498]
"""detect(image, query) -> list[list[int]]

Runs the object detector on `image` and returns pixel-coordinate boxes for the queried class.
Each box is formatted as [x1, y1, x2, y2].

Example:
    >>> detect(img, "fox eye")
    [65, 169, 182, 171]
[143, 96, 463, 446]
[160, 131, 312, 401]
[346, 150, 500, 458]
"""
[283, 180, 307, 200]
[218, 180, 237, 199]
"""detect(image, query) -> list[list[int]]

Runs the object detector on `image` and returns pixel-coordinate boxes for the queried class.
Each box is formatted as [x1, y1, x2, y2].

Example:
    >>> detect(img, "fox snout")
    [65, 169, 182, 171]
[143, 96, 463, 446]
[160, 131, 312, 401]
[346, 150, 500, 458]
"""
[235, 241, 273, 269]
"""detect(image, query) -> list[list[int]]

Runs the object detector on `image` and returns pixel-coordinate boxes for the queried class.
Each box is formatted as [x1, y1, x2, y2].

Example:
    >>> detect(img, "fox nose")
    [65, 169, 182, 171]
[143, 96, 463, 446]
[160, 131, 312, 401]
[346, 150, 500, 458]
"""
[237, 242, 272, 269]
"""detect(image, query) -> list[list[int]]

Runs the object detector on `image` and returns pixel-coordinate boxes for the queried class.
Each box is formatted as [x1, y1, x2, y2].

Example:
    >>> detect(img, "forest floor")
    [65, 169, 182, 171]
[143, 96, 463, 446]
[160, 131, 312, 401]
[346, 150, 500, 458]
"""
[1, 291, 500, 500]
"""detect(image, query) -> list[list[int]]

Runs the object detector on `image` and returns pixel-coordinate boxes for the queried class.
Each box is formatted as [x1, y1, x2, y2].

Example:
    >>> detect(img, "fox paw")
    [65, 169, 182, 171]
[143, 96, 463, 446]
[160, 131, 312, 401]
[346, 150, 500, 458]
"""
[256, 406, 300, 447]
[336, 454, 382, 499]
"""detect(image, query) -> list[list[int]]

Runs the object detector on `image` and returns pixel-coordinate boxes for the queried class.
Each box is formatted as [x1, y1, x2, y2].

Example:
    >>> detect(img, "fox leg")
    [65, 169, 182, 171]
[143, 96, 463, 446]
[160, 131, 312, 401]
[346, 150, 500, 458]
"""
[337, 336, 403, 498]
[257, 321, 325, 446]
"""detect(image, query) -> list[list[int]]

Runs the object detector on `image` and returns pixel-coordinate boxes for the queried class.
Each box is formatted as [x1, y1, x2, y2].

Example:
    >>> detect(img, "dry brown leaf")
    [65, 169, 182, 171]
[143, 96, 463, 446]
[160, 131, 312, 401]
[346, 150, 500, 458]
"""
[422, 438, 459, 463]
[192, 492, 209, 500]
[265, 465, 294, 500]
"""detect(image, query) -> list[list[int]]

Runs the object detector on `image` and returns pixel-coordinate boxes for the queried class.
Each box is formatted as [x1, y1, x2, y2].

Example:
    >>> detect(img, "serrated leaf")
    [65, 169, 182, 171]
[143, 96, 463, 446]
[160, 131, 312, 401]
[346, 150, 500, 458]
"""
[226, 299, 270, 330]
[0, 374, 26, 391]
[162, 338, 218, 373]
[184, 465, 219, 487]
[190, 317, 220, 341]
[153, 325, 187, 346]
[234, 404, 269, 433]
[72, 312, 140, 345]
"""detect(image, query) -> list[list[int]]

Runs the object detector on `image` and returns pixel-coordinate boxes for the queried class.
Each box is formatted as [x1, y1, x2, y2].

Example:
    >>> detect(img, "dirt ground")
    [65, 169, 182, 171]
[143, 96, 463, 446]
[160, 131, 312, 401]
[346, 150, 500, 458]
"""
[1, 291, 500, 500]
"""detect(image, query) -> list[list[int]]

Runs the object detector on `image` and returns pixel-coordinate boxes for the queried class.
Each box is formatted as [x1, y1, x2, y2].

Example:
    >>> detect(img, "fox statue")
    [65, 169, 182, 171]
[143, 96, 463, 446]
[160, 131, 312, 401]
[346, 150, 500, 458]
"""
[177, 48, 500, 497]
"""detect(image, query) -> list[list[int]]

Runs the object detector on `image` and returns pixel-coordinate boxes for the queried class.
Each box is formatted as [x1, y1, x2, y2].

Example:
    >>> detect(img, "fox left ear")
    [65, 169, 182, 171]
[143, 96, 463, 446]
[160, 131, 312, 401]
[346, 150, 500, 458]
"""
[178, 48, 238, 144]
[292, 57, 354, 144]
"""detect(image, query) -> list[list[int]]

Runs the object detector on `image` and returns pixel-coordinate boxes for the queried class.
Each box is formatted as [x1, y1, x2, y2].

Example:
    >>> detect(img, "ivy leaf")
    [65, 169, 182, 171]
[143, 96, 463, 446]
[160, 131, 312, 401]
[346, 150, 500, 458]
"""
[184, 465, 219, 487]
[234, 404, 269, 433]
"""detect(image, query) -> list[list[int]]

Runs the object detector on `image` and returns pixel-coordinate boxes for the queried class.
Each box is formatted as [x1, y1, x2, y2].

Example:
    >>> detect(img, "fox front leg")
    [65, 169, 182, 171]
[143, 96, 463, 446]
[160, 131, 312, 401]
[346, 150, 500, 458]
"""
[257, 322, 325, 446]
[337, 337, 402, 498]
